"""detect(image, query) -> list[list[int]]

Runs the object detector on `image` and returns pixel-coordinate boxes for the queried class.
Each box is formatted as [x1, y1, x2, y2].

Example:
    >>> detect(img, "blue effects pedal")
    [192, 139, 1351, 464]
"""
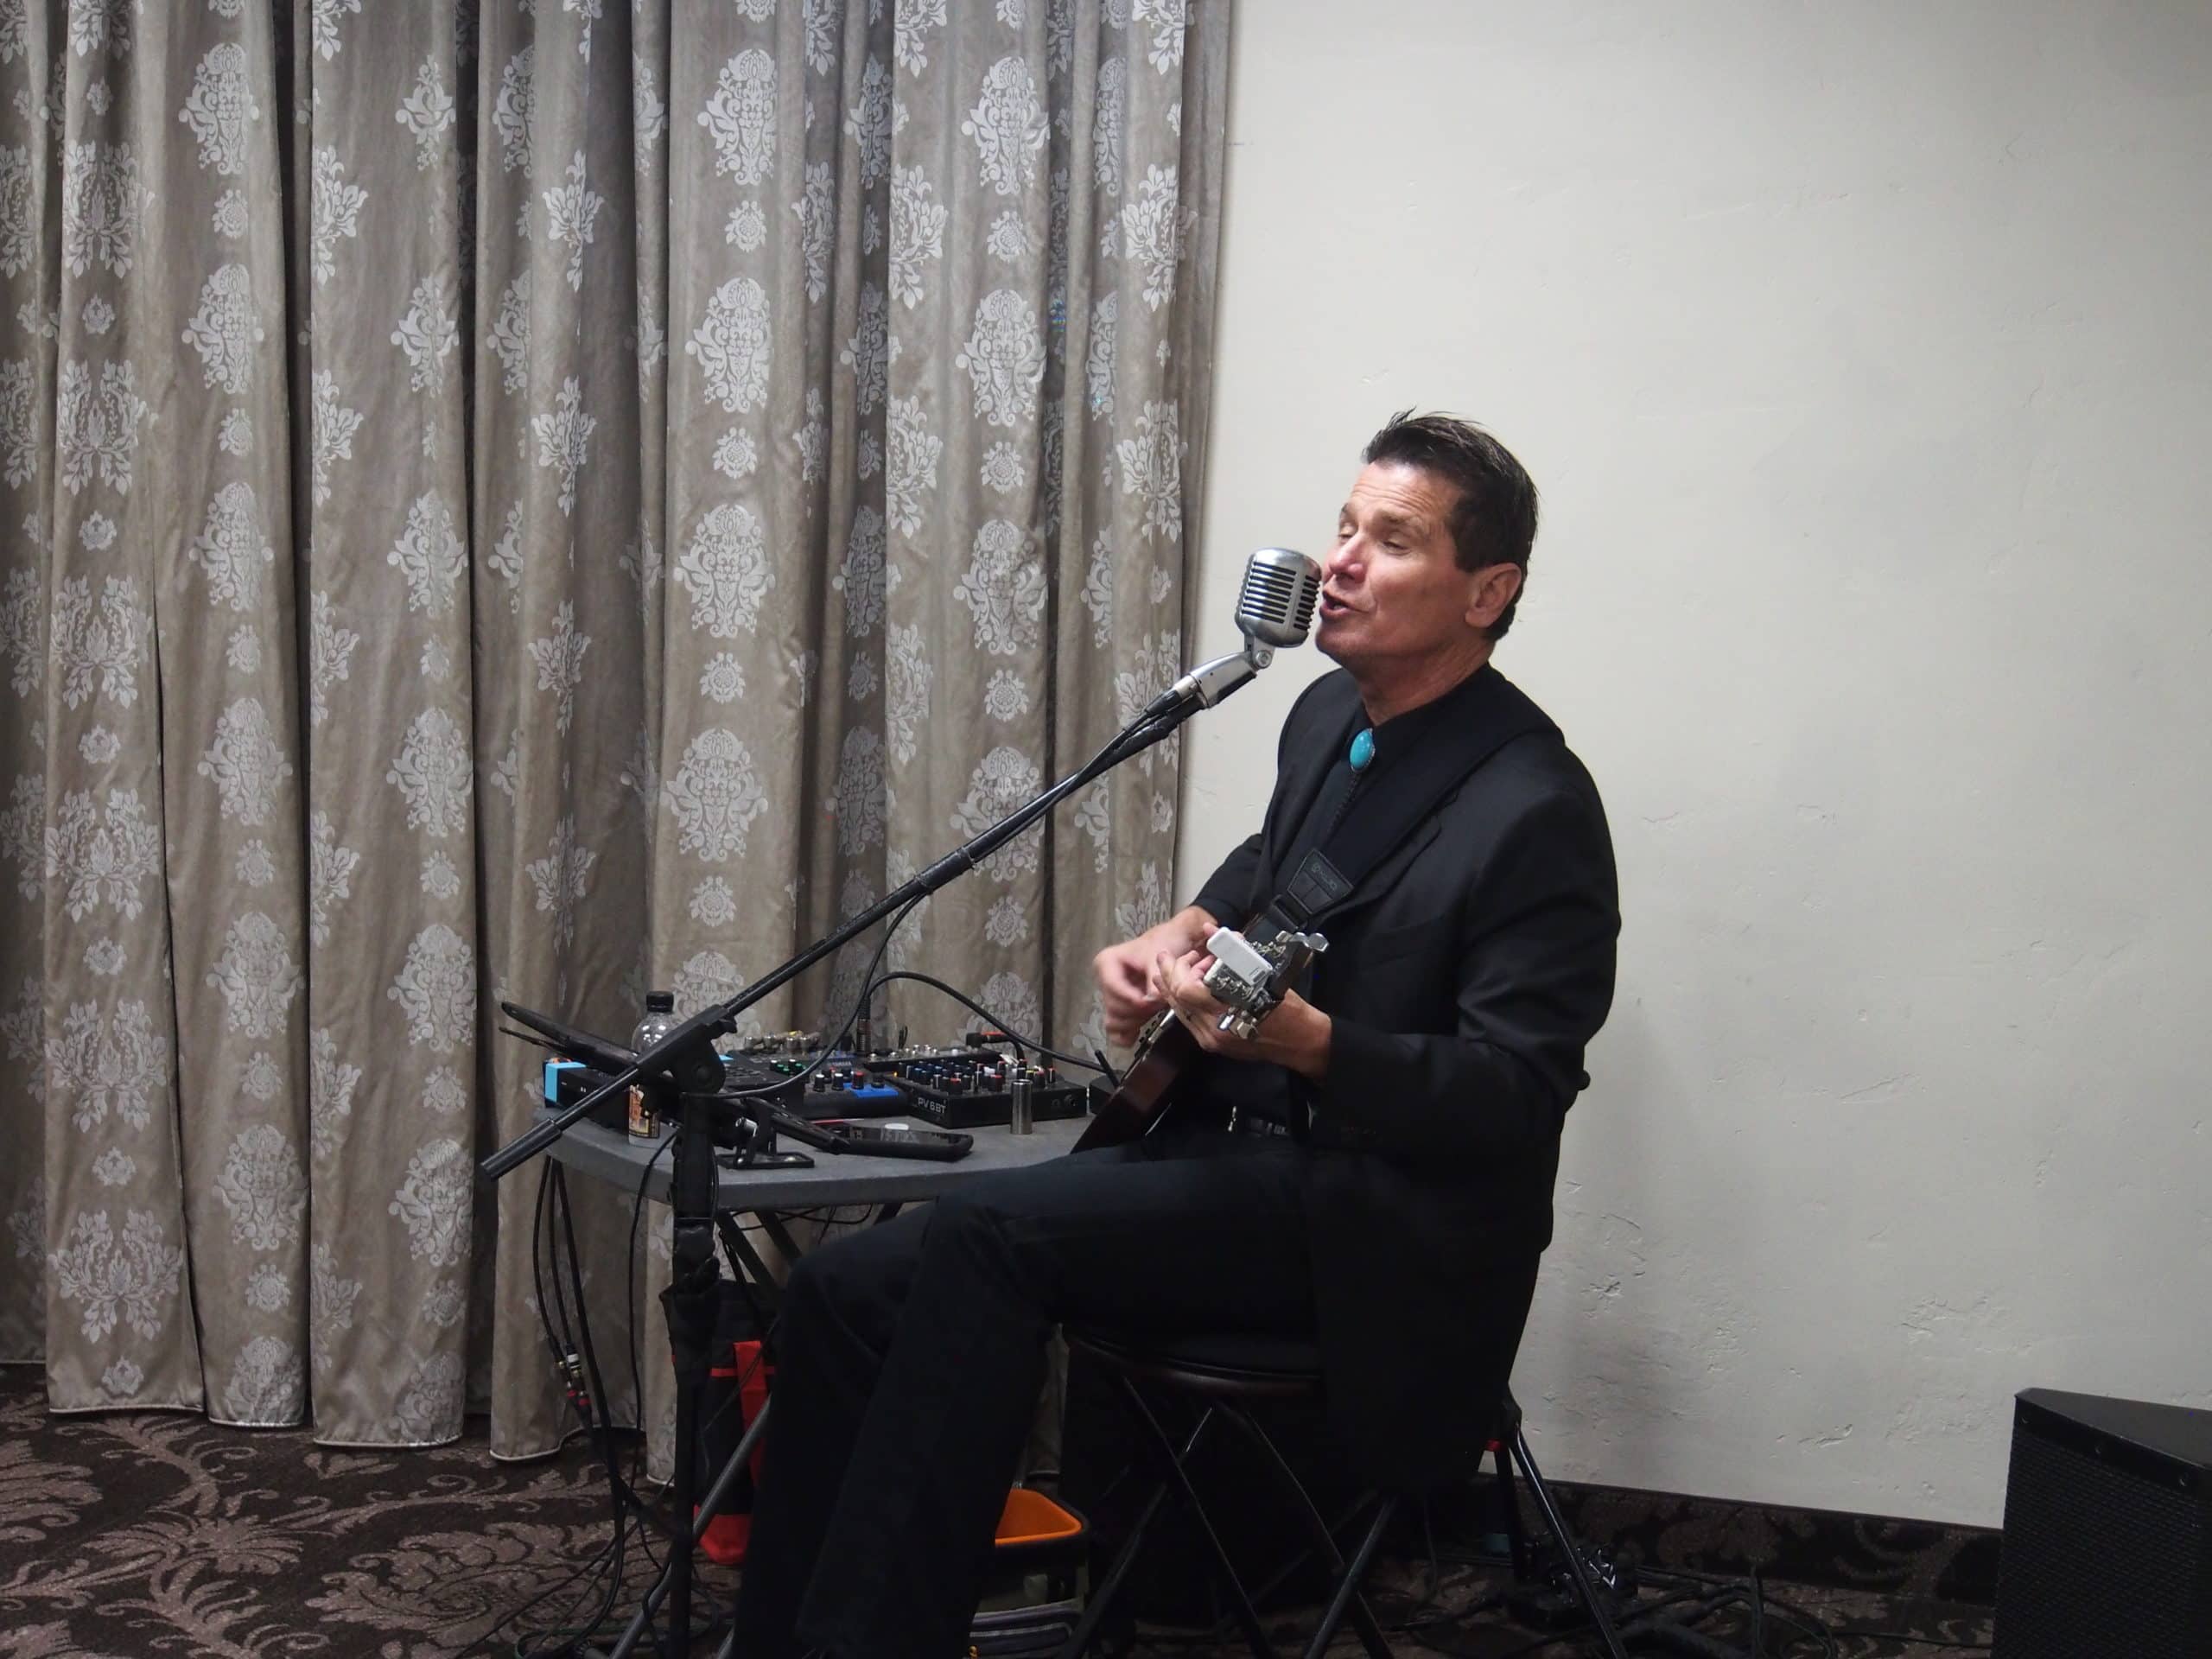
[540, 1055, 806, 1143]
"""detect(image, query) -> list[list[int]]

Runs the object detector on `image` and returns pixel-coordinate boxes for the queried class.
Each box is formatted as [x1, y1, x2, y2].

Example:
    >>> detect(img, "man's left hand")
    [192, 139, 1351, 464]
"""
[1151, 950, 1332, 1081]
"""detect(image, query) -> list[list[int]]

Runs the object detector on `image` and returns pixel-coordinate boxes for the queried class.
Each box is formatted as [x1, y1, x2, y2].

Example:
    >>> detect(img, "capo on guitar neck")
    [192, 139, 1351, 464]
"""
[1201, 925, 1330, 1041]
[1204, 926, 1276, 986]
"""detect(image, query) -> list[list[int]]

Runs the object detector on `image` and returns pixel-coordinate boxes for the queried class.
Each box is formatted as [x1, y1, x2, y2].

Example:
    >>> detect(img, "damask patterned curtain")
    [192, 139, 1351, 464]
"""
[0, 0, 1228, 1459]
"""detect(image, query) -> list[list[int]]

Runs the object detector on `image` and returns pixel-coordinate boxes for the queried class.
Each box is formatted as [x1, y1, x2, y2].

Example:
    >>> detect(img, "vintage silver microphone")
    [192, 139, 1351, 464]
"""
[1234, 545, 1325, 652]
[1145, 547, 1321, 716]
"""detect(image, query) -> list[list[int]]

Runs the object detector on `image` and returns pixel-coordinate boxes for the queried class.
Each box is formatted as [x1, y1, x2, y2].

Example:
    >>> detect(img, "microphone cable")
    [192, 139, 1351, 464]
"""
[453, 1171, 640, 1659]
[855, 969, 1116, 1076]
[544, 1162, 645, 1653]
[828, 706, 1197, 1085]
[717, 893, 926, 1102]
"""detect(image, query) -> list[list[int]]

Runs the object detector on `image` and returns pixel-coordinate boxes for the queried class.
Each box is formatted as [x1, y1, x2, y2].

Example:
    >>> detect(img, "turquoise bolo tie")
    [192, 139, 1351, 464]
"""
[1348, 728, 1376, 772]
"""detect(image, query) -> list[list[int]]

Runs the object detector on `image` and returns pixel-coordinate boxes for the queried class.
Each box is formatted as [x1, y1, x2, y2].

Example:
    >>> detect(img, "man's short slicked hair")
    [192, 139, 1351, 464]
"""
[1362, 410, 1539, 639]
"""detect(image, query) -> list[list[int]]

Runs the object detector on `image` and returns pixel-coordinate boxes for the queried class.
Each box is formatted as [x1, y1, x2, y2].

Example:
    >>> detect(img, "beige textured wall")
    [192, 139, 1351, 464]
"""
[1180, 1, 2212, 1525]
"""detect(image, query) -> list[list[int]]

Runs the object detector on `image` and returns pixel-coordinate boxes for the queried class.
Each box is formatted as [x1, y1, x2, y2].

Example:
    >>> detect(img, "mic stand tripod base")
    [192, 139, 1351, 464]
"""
[613, 1017, 770, 1659]
[657, 1082, 723, 1659]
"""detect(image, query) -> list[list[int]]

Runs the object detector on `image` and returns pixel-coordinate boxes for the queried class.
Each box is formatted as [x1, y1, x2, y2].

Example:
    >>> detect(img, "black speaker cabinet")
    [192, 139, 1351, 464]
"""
[1992, 1388, 2212, 1658]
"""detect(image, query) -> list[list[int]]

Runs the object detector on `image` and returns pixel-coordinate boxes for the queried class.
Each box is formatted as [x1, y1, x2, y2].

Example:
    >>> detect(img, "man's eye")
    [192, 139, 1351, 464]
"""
[1384, 540, 1407, 551]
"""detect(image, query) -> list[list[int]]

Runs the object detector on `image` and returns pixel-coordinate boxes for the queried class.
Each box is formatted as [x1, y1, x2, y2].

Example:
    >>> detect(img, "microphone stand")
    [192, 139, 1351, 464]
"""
[476, 658, 1259, 1659]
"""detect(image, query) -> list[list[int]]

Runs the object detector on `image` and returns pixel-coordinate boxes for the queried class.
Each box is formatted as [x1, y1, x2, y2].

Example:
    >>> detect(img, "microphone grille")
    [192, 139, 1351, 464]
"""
[1236, 548, 1320, 647]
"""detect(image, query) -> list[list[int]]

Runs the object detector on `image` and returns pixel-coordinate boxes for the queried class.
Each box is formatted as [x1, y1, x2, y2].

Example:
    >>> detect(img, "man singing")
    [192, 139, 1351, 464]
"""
[730, 411, 1619, 1659]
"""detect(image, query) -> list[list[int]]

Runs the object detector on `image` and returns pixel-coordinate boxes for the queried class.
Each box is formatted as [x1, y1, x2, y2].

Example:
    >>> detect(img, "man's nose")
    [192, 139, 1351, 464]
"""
[1325, 537, 1365, 581]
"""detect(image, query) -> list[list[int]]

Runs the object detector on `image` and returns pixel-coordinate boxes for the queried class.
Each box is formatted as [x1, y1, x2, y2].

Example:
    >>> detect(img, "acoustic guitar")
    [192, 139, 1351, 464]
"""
[1074, 922, 1328, 1152]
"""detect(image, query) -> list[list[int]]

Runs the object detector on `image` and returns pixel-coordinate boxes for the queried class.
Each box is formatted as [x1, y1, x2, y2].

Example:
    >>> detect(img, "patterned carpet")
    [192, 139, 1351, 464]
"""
[0, 1364, 728, 1659]
[0, 1366, 1991, 1658]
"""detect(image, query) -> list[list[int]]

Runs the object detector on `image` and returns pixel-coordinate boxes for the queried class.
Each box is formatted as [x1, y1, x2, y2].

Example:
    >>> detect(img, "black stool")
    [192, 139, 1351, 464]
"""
[1057, 1328, 1629, 1659]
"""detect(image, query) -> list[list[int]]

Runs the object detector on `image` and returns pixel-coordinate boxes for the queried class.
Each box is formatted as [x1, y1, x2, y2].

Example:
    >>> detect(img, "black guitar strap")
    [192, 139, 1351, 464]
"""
[1270, 668, 1557, 932]
[1273, 760, 1362, 925]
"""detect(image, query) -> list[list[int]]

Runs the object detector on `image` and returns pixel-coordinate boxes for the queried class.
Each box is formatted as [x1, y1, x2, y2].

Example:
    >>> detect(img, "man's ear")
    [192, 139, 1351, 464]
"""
[1465, 563, 1522, 631]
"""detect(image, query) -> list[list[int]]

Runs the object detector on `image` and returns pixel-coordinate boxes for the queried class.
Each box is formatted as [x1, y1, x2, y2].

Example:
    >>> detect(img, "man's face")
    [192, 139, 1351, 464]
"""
[1316, 461, 1512, 671]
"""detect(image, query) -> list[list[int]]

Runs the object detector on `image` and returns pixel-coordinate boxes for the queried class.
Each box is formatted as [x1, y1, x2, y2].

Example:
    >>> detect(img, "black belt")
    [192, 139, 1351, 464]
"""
[1226, 1106, 1300, 1141]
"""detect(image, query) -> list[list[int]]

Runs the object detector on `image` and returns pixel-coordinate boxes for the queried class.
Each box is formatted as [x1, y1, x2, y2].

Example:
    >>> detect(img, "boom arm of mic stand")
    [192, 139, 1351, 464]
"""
[477, 699, 1199, 1185]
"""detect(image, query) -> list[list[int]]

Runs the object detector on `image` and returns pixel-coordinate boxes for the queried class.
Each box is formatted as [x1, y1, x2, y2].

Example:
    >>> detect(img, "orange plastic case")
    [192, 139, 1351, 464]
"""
[994, 1488, 1084, 1548]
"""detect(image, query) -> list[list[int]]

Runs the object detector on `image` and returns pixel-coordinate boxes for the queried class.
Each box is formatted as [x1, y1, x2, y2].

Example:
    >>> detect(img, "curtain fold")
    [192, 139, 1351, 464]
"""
[0, 0, 1229, 1462]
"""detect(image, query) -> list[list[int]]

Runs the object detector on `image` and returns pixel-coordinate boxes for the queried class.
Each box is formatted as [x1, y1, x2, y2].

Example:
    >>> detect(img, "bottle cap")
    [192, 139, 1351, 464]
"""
[645, 990, 675, 1012]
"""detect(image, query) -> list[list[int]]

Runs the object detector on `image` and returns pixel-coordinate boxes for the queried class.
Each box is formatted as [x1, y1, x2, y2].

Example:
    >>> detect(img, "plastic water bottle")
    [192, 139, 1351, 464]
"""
[631, 989, 677, 1057]
[627, 991, 676, 1138]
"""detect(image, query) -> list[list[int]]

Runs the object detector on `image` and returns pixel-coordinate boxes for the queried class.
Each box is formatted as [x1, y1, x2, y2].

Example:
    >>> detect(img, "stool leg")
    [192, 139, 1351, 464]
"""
[1300, 1496, 1396, 1659]
[1510, 1424, 1628, 1659]
[1115, 1377, 1280, 1659]
[1217, 1408, 1396, 1659]
[1057, 1472, 1167, 1659]
[1055, 1406, 1224, 1659]
[1492, 1435, 1530, 1580]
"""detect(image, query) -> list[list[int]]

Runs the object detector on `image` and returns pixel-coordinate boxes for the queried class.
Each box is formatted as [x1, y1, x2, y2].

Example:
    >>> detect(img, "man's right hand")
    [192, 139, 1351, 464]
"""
[1093, 906, 1219, 1048]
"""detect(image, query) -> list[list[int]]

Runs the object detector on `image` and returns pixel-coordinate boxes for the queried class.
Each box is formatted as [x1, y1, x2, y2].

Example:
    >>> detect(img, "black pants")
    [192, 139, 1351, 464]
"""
[728, 1128, 1315, 1659]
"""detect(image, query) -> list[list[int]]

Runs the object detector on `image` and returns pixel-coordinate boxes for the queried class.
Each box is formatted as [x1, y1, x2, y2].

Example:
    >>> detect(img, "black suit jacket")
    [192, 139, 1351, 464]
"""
[1188, 664, 1618, 1489]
